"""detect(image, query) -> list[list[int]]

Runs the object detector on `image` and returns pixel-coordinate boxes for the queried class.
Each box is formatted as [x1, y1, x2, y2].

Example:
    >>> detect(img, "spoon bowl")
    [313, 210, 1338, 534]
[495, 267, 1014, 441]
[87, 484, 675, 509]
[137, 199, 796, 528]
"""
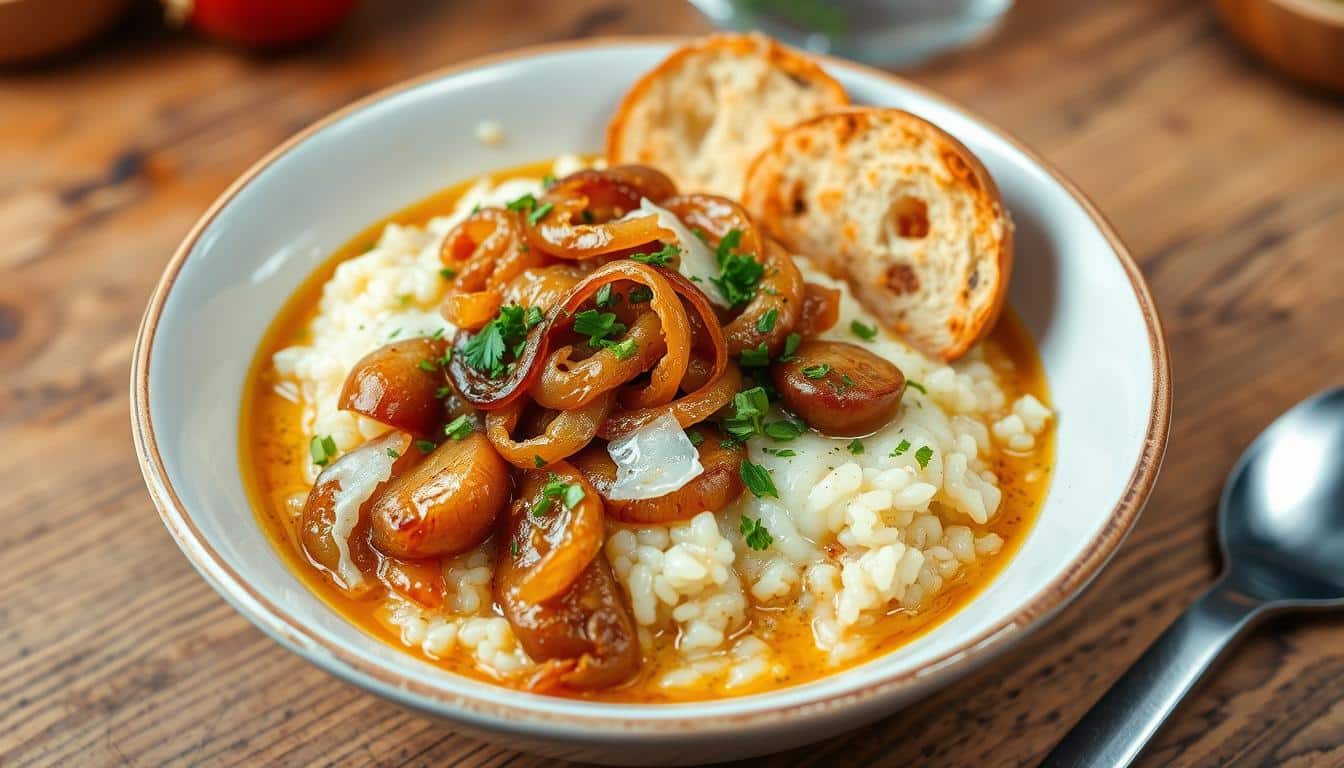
[1047, 385, 1344, 767]
[1221, 387, 1344, 605]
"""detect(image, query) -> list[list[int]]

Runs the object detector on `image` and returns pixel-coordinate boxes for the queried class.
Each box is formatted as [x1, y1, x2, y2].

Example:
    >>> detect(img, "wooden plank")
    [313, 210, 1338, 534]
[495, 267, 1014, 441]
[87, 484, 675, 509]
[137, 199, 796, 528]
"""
[2, 0, 1342, 765]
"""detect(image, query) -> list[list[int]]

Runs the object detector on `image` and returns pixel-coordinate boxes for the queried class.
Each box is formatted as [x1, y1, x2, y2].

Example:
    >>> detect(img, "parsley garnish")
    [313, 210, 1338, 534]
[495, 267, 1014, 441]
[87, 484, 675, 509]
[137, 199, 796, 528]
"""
[435, 386, 453, 399]
[739, 342, 770, 368]
[541, 173, 557, 189]
[915, 445, 934, 469]
[533, 455, 546, 468]
[572, 310, 626, 347]
[847, 439, 865, 455]
[906, 380, 927, 394]
[309, 435, 337, 467]
[850, 320, 878, 341]
[710, 229, 764, 307]
[756, 308, 779, 334]
[602, 338, 638, 360]
[388, 328, 402, 339]
[511, 539, 520, 557]
[739, 515, 773, 551]
[740, 460, 779, 499]
[686, 430, 705, 447]
[414, 439, 436, 453]
[629, 243, 679, 266]
[890, 439, 911, 457]
[837, 373, 856, 392]
[444, 414, 473, 440]
[527, 202, 554, 225]
[779, 332, 802, 362]
[505, 193, 538, 213]
[763, 419, 805, 441]
[763, 447, 797, 458]
[628, 286, 653, 303]
[532, 473, 585, 517]
[439, 267, 457, 280]
[722, 387, 770, 442]
[386, 448, 401, 459]
[801, 363, 831, 379]
[417, 359, 436, 372]
[595, 283, 616, 308]
[462, 304, 539, 377]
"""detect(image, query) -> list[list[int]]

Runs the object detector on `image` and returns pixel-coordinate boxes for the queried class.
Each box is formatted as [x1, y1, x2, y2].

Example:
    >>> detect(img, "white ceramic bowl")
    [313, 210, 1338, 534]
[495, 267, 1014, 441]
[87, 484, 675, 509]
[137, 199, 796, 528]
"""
[132, 38, 1171, 765]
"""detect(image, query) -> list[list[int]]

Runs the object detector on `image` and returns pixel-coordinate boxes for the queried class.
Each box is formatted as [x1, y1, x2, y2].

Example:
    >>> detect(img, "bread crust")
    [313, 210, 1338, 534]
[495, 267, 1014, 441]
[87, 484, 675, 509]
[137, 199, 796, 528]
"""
[743, 108, 1013, 361]
[606, 33, 849, 197]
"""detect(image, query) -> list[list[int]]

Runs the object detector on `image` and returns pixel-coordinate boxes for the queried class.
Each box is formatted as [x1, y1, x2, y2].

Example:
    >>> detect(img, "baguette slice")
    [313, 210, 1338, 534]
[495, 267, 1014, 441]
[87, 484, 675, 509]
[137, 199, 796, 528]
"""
[743, 108, 1013, 361]
[606, 33, 848, 198]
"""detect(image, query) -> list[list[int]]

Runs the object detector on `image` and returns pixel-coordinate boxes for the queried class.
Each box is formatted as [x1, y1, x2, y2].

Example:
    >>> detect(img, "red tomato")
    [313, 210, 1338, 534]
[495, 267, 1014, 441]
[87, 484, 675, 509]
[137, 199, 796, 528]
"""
[183, 0, 359, 48]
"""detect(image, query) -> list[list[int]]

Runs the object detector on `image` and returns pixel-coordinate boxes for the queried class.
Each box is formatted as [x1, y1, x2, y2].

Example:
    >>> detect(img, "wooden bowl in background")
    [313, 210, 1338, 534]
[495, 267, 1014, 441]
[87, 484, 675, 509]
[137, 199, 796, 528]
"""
[1214, 0, 1344, 93]
[0, 0, 133, 65]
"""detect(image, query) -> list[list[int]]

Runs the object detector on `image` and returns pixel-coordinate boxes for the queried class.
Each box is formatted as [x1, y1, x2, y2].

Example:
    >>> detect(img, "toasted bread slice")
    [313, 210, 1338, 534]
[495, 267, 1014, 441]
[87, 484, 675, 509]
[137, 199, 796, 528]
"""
[743, 108, 1013, 361]
[606, 33, 849, 198]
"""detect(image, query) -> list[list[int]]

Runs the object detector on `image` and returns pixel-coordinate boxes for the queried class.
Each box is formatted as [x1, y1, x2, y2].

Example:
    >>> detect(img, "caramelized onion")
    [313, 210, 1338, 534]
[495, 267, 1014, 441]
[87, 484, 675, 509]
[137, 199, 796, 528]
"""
[600, 362, 742, 439]
[572, 426, 745, 524]
[530, 309, 666, 410]
[446, 320, 549, 411]
[378, 556, 446, 609]
[798, 281, 842, 336]
[502, 264, 587, 312]
[523, 166, 677, 260]
[723, 238, 805, 356]
[505, 464, 605, 604]
[485, 391, 615, 469]
[441, 208, 545, 328]
[339, 338, 449, 436]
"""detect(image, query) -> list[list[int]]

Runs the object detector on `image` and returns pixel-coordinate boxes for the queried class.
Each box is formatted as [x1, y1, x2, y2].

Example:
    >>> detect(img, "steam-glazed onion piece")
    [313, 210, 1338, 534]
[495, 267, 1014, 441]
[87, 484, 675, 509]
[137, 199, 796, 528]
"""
[798, 281, 842, 337]
[572, 425, 745, 524]
[523, 166, 678, 260]
[440, 208, 546, 329]
[367, 432, 511, 559]
[771, 340, 906, 437]
[484, 391, 615, 469]
[501, 464, 605, 604]
[339, 338, 449, 436]
[530, 309, 666, 410]
[300, 430, 415, 592]
[600, 361, 742, 439]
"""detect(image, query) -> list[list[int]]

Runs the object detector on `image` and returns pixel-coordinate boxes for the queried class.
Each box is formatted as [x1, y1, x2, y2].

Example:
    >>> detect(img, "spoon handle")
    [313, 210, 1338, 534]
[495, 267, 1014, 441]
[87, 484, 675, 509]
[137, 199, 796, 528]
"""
[1041, 576, 1267, 768]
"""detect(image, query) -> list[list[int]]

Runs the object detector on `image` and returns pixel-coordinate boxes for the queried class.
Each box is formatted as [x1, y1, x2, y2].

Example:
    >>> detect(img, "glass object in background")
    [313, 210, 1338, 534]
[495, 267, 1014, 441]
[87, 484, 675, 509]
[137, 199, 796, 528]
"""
[687, 0, 1014, 68]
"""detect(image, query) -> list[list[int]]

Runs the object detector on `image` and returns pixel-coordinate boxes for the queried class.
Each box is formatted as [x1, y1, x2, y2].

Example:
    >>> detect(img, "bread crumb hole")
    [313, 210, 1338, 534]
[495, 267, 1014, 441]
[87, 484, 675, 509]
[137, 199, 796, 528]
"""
[890, 196, 929, 239]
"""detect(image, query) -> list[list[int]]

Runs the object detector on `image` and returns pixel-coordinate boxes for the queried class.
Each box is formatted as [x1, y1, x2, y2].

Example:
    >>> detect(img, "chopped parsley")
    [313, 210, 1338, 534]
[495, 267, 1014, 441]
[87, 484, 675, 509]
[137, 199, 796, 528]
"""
[510, 539, 520, 557]
[527, 202, 554, 225]
[461, 304, 542, 377]
[417, 359, 436, 372]
[533, 455, 546, 468]
[572, 309, 627, 347]
[309, 435, 337, 467]
[739, 342, 771, 368]
[629, 243, 679, 266]
[541, 173, 557, 189]
[602, 337, 639, 360]
[505, 193, 538, 213]
[439, 267, 457, 280]
[595, 283, 616, 308]
[739, 515, 773, 551]
[443, 414, 473, 440]
[837, 373, 856, 392]
[627, 285, 654, 303]
[435, 386, 453, 399]
[890, 439, 911, 457]
[850, 320, 878, 341]
[763, 419, 805, 441]
[915, 445, 934, 469]
[847, 439, 865, 455]
[388, 328, 402, 339]
[763, 447, 797, 458]
[386, 448, 401, 459]
[905, 380, 927, 394]
[722, 387, 770, 442]
[801, 363, 831, 379]
[779, 332, 802, 362]
[686, 430, 705, 447]
[740, 460, 779, 499]
[755, 308, 779, 334]
[532, 473, 585, 517]
[414, 439, 436, 453]
[710, 229, 764, 307]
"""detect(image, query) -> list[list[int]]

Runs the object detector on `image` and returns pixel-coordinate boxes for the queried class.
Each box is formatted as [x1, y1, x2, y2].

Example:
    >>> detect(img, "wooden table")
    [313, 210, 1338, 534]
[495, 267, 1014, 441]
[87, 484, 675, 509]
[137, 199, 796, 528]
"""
[4, 0, 1343, 765]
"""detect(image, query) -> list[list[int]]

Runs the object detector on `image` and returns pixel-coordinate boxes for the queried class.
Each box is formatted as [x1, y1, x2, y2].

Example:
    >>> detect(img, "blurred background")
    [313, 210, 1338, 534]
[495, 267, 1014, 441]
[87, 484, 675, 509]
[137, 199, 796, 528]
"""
[3, 1, 1344, 766]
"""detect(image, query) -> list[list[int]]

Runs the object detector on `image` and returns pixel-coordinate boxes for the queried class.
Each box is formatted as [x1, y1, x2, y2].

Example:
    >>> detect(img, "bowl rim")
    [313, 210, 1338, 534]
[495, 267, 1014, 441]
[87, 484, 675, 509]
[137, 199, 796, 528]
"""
[131, 35, 1172, 736]
[1267, 0, 1344, 26]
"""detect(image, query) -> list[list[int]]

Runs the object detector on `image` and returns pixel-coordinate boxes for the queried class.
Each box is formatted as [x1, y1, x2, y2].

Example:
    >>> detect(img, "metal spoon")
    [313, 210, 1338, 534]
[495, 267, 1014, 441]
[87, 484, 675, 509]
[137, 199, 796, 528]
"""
[1044, 386, 1344, 768]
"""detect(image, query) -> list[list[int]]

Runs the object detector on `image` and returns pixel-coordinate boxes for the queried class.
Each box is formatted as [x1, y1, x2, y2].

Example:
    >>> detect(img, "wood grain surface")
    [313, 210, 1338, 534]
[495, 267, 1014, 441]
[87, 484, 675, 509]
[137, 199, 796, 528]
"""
[3, 0, 1344, 765]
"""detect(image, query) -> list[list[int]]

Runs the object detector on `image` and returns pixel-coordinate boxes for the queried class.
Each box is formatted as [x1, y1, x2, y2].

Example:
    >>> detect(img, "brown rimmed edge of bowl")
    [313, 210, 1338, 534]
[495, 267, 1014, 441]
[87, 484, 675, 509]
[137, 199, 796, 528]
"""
[130, 36, 1173, 739]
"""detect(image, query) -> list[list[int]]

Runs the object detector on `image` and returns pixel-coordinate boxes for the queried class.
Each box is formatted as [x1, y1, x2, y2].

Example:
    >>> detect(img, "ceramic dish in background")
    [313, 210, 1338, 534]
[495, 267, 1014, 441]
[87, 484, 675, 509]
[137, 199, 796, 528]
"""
[1214, 0, 1344, 93]
[131, 38, 1171, 764]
